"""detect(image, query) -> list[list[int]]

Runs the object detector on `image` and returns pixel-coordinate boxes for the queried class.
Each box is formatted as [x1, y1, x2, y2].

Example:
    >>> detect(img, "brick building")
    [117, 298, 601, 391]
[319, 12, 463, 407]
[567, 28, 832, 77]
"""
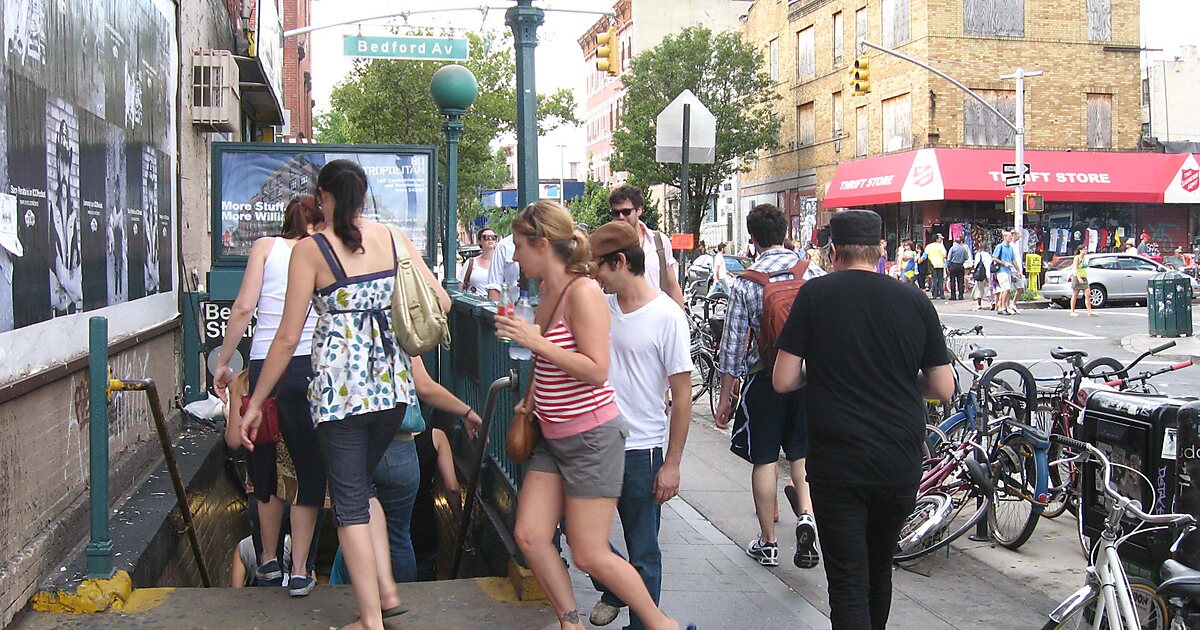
[742, 0, 1200, 258]
[282, 0, 315, 140]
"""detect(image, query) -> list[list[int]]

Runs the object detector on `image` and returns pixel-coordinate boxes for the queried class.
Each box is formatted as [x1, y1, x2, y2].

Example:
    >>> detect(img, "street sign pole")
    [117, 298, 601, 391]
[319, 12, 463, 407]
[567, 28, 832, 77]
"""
[1013, 68, 1025, 260]
[681, 104, 690, 238]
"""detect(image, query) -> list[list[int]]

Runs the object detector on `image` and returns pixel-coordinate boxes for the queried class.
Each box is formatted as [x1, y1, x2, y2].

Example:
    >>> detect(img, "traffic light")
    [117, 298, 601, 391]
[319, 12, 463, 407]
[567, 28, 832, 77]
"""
[850, 56, 871, 95]
[596, 26, 619, 76]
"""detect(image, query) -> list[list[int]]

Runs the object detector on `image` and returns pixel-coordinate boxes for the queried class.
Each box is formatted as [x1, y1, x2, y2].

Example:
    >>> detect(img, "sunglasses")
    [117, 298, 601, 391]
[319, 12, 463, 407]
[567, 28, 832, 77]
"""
[480, 234, 497, 241]
[611, 208, 635, 218]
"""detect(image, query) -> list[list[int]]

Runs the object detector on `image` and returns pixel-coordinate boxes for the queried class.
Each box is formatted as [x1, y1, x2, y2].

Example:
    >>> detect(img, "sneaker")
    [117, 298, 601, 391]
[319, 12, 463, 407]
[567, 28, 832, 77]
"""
[794, 514, 820, 569]
[589, 601, 620, 626]
[746, 538, 779, 567]
[1070, 312, 1079, 317]
[1010, 304, 1020, 313]
[288, 574, 315, 597]
[254, 559, 284, 587]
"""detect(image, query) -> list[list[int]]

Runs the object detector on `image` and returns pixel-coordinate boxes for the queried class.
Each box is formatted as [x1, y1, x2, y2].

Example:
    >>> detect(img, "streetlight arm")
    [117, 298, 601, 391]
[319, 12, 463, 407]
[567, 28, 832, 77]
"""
[859, 40, 1017, 132]
[285, 5, 615, 38]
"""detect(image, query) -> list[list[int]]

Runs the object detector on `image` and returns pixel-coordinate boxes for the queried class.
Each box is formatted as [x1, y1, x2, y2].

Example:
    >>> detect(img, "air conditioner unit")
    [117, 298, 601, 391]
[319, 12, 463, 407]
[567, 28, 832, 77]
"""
[191, 50, 239, 132]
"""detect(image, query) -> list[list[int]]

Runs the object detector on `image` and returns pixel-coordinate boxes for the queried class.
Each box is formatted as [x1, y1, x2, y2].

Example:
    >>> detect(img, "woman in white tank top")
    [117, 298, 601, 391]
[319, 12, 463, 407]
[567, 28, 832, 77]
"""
[213, 194, 328, 597]
[459, 227, 496, 295]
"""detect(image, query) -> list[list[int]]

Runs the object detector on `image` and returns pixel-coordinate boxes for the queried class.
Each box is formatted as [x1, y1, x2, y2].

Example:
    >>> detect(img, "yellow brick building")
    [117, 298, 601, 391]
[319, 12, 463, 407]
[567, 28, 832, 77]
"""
[739, 0, 1199, 257]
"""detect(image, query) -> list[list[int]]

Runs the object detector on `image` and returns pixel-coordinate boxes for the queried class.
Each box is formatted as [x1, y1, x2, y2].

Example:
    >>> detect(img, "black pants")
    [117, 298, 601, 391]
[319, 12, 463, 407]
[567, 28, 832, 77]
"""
[947, 263, 965, 300]
[930, 267, 945, 298]
[810, 484, 918, 630]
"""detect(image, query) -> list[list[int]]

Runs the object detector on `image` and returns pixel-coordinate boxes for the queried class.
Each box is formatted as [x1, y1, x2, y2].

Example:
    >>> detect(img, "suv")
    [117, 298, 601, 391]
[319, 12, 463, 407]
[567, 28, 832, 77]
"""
[1041, 253, 1200, 308]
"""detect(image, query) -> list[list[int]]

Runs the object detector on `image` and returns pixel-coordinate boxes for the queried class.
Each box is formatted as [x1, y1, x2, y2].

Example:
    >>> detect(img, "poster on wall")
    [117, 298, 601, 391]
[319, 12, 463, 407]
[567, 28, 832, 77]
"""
[0, 0, 177, 379]
[212, 144, 436, 264]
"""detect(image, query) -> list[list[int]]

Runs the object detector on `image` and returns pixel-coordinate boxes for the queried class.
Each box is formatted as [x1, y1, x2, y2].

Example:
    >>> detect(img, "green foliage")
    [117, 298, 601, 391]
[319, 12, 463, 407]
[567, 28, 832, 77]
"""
[314, 31, 577, 228]
[566, 179, 610, 230]
[610, 26, 780, 238]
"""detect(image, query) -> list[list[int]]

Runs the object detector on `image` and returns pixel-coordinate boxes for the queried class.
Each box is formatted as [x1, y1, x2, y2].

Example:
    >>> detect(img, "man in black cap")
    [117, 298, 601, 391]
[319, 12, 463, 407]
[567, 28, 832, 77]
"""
[771, 209, 954, 630]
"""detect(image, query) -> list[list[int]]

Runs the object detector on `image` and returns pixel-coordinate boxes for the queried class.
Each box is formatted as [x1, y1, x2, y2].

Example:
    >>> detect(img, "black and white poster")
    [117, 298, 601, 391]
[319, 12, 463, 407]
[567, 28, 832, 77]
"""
[0, 0, 176, 335]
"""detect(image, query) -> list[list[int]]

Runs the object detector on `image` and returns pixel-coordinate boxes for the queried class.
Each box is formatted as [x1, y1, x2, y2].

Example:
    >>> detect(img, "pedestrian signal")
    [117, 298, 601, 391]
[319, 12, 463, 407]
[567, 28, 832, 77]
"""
[850, 56, 871, 95]
[596, 27, 619, 76]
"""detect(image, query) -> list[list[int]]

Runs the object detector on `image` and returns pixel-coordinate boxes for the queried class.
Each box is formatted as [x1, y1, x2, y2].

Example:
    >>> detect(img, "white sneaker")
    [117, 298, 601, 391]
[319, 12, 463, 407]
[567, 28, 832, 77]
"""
[794, 514, 820, 569]
[1010, 303, 1020, 313]
[746, 537, 779, 567]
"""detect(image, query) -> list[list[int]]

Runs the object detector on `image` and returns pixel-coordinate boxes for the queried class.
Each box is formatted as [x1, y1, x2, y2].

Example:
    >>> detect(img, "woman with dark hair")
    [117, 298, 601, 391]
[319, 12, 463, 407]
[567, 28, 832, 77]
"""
[460, 227, 497, 295]
[214, 193, 326, 596]
[240, 160, 448, 630]
[494, 201, 690, 630]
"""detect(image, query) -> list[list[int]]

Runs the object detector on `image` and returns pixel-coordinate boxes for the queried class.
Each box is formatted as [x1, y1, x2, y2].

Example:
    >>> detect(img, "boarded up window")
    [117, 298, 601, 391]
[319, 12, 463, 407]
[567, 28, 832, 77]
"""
[797, 27, 814, 78]
[769, 39, 779, 81]
[963, 90, 1016, 146]
[832, 91, 843, 135]
[964, 0, 1024, 36]
[833, 12, 844, 65]
[856, 9, 868, 55]
[798, 102, 815, 146]
[882, 93, 912, 152]
[1087, 0, 1112, 41]
[856, 106, 868, 156]
[1087, 93, 1112, 149]
[881, 0, 910, 47]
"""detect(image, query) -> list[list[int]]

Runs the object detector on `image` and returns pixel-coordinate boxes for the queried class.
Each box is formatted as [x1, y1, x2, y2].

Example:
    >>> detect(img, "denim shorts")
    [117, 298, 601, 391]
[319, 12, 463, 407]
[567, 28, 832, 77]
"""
[528, 416, 628, 499]
[316, 406, 403, 527]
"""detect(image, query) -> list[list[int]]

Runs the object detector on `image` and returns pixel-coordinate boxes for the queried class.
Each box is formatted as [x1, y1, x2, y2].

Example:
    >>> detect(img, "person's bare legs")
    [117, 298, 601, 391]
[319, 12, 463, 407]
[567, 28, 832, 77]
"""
[289, 504, 319, 579]
[338, 522, 384, 630]
[513, 471, 580, 629]
[566, 496, 679, 630]
[258, 496, 284, 564]
[368, 498, 402, 611]
[1070, 287, 1078, 315]
[752, 463, 778, 542]
[789, 459, 812, 514]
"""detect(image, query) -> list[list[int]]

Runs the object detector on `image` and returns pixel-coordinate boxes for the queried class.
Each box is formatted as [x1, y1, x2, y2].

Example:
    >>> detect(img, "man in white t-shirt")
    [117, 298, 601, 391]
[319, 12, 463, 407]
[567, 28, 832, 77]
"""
[485, 233, 520, 302]
[586, 221, 694, 629]
[609, 185, 686, 308]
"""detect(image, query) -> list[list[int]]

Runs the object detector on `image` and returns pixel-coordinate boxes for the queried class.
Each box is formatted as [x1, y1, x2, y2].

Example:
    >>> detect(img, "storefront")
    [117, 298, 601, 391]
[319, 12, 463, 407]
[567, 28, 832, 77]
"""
[823, 148, 1200, 261]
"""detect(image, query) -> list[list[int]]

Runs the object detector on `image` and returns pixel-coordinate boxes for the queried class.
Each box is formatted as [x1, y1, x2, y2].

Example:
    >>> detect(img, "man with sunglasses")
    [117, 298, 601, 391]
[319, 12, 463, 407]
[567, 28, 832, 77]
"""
[609, 185, 686, 308]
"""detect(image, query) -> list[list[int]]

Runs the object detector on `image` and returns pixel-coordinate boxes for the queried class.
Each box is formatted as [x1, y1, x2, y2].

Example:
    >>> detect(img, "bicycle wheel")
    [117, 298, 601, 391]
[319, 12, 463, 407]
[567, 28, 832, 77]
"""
[895, 458, 993, 562]
[708, 363, 723, 417]
[1040, 577, 1167, 630]
[693, 351, 714, 403]
[1036, 397, 1071, 519]
[1082, 356, 1128, 386]
[989, 435, 1041, 550]
[979, 361, 1038, 430]
[894, 492, 953, 562]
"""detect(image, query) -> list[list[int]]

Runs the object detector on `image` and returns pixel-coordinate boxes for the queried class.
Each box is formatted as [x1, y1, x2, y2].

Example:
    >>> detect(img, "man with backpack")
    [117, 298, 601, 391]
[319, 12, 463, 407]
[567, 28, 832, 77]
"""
[609, 185, 686, 308]
[715, 203, 824, 570]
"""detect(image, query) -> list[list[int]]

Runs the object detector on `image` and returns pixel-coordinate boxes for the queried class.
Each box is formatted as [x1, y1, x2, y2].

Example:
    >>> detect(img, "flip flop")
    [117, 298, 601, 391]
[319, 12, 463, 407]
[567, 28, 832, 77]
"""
[382, 605, 410, 618]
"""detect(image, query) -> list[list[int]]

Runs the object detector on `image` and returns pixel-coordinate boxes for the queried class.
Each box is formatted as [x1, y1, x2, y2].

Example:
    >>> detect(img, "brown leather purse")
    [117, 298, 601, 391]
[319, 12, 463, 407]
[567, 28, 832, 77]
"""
[505, 276, 581, 463]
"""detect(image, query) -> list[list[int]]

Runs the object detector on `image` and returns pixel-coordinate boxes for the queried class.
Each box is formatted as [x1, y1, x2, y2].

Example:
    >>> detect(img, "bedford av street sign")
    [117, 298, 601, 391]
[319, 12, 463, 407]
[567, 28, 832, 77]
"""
[343, 36, 469, 61]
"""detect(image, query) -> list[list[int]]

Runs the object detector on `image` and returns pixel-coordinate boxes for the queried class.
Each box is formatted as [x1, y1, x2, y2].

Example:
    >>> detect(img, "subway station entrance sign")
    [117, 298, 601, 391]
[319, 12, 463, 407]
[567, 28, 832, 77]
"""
[343, 36, 469, 61]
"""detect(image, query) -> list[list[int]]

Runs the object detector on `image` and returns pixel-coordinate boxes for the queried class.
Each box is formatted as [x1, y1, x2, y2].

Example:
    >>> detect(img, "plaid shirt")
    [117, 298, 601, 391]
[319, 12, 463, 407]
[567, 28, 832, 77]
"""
[717, 248, 825, 378]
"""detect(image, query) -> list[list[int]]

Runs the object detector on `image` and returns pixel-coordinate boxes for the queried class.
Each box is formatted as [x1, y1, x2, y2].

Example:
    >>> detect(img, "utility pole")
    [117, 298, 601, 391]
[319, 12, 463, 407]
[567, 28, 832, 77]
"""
[506, 0, 544, 210]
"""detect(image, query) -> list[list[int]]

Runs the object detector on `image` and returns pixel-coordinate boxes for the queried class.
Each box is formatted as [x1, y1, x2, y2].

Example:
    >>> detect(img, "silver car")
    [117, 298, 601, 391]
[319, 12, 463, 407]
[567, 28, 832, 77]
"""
[1041, 253, 1200, 308]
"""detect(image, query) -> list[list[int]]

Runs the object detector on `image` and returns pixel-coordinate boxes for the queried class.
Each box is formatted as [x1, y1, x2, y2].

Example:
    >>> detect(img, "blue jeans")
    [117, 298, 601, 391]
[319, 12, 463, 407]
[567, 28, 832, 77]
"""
[374, 437, 420, 583]
[590, 448, 664, 630]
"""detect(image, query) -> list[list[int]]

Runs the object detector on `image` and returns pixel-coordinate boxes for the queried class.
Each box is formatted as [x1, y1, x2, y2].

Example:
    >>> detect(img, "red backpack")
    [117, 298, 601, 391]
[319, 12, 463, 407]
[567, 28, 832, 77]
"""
[741, 259, 810, 370]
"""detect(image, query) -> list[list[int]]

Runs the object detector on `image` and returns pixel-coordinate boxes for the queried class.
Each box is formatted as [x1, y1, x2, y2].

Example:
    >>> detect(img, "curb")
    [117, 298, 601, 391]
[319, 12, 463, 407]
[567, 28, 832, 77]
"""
[30, 570, 132, 614]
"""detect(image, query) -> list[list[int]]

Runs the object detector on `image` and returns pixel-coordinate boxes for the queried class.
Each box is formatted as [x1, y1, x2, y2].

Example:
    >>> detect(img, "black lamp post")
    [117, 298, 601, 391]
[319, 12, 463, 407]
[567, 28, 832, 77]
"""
[430, 63, 479, 294]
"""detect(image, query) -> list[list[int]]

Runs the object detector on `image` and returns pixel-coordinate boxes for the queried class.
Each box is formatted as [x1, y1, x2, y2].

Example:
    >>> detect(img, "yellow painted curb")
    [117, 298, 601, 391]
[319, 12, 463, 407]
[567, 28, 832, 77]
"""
[506, 559, 548, 603]
[112, 587, 174, 613]
[473, 577, 547, 605]
[31, 571, 132, 613]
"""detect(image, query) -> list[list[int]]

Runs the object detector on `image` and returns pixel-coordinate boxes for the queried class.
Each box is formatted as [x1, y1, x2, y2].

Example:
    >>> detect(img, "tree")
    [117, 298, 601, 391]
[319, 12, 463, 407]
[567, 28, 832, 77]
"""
[314, 31, 577, 229]
[610, 26, 781, 239]
[566, 179, 610, 230]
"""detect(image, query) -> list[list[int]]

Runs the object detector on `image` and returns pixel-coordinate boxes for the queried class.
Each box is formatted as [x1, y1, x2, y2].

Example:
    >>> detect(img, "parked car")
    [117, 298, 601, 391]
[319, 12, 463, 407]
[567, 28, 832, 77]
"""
[1041, 253, 1200, 308]
[685, 254, 751, 301]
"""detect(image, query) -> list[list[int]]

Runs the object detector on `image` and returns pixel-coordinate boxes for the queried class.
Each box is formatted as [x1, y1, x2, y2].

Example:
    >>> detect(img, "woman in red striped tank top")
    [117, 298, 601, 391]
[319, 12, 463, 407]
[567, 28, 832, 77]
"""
[495, 201, 690, 630]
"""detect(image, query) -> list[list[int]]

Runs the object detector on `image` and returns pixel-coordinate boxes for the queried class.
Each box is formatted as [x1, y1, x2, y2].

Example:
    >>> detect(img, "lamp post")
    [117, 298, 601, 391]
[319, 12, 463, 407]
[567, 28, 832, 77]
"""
[506, 0, 544, 210]
[430, 63, 479, 295]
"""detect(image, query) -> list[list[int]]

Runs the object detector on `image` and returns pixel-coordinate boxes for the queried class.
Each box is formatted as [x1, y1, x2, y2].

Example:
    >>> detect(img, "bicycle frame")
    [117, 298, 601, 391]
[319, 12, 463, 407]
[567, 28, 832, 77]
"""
[1046, 502, 1142, 630]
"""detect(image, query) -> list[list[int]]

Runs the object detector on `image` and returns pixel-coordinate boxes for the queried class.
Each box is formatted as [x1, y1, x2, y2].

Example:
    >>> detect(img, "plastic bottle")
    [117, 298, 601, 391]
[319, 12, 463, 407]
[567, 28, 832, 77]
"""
[509, 291, 534, 360]
[497, 283, 513, 344]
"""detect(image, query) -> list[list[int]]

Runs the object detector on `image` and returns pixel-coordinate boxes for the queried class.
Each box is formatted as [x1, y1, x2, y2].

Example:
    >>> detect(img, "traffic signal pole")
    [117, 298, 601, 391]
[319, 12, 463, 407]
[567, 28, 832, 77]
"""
[859, 40, 1040, 256]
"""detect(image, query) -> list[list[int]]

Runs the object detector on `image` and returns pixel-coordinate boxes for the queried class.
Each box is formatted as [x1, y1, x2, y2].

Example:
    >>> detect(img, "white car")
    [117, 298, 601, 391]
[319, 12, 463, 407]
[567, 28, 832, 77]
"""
[1041, 253, 1200, 308]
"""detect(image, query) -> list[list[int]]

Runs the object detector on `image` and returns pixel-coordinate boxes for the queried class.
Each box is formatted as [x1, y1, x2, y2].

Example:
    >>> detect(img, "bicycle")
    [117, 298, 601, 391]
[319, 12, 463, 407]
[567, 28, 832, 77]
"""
[688, 294, 728, 416]
[1042, 433, 1193, 630]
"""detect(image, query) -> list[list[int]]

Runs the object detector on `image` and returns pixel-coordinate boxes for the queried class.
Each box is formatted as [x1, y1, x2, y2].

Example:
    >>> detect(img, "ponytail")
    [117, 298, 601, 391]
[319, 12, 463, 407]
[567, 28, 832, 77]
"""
[564, 230, 596, 276]
[316, 160, 368, 252]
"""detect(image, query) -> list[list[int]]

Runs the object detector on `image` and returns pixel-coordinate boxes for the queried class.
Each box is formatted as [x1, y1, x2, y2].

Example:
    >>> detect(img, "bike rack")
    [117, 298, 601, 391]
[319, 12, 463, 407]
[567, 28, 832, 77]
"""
[451, 369, 517, 579]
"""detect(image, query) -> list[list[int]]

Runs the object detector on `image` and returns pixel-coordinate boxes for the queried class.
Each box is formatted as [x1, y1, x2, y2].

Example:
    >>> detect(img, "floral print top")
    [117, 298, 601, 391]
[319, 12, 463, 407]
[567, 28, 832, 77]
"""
[308, 233, 413, 424]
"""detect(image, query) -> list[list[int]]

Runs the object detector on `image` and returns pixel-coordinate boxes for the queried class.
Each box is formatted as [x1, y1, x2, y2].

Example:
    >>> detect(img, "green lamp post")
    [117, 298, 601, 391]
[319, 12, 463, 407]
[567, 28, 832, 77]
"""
[430, 63, 478, 294]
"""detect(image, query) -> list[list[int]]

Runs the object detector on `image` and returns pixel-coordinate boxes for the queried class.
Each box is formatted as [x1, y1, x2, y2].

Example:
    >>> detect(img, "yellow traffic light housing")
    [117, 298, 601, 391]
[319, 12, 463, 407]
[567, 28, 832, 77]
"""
[850, 56, 871, 95]
[596, 27, 619, 76]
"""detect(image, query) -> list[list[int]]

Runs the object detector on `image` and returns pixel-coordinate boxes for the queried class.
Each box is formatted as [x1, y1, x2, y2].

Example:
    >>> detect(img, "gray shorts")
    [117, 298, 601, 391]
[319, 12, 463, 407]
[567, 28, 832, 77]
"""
[527, 417, 628, 498]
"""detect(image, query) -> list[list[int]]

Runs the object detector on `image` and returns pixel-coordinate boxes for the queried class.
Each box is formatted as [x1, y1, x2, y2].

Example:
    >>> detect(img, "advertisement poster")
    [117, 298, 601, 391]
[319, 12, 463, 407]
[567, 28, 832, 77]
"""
[214, 145, 435, 262]
[0, 0, 176, 333]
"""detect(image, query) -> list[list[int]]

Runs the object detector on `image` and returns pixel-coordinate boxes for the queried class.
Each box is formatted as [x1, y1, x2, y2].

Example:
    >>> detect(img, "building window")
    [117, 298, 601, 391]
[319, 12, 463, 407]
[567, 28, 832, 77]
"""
[832, 11, 844, 65]
[855, 8, 868, 54]
[796, 27, 814, 79]
[769, 38, 779, 81]
[881, 0, 910, 47]
[1087, 0, 1112, 41]
[1142, 77, 1150, 107]
[1087, 93, 1113, 149]
[964, 0, 1024, 37]
[832, 91, 843, 136]
[856, 106, 868, 157]
[964, 90, 1016, 146]
[797, 102, 815, 146]
[882, 93, 912, 152]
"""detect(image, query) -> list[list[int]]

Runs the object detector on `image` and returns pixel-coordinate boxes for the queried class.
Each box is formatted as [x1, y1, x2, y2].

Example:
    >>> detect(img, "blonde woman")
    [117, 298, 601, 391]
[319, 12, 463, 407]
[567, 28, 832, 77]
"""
[1069, 244, 1095, 317]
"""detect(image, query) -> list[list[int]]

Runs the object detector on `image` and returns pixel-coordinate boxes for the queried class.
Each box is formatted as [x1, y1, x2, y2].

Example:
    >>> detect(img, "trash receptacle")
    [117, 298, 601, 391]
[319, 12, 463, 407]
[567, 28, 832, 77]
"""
[1147, 271, 1193, 337]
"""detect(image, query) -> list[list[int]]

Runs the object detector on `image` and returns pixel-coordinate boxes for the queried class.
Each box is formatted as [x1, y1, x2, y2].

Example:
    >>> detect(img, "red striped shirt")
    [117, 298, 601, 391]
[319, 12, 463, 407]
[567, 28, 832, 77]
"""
[533, 321, 616, 423]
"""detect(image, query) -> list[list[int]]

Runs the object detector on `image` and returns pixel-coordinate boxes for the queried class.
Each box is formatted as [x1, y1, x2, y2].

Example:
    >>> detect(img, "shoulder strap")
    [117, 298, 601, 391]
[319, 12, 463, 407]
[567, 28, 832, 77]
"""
[312, 233, 347, 280]
[388, 226, 401, 270]
[655, 231, 669, 289]
[521, 275, 584, 407]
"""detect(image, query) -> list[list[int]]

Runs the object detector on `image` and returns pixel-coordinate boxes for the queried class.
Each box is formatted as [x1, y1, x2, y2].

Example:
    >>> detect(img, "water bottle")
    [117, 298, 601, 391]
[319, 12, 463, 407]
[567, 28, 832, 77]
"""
[497, 283, 513, 344]
[509, 291, 535, 361]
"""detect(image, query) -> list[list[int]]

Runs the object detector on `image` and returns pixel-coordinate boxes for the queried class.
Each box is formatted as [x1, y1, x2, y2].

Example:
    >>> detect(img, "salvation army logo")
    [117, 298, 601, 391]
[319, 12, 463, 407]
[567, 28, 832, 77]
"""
[1182, 169, 1200, 193]
[912, 165, 935, 187]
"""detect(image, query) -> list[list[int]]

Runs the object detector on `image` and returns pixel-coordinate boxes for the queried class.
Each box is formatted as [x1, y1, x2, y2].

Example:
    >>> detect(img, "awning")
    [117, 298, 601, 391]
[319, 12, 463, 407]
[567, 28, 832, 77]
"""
[823, 148, 1200, 207]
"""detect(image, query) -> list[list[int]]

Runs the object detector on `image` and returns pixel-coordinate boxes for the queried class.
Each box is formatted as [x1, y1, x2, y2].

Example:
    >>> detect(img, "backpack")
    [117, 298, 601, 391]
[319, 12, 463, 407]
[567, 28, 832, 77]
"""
[740, 258, 810, 371]
[972, 258, 988, 282]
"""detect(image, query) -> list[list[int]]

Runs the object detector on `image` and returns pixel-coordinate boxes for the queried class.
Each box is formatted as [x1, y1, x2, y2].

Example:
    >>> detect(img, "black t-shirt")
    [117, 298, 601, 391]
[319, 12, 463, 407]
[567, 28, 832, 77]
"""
[777, 270, 949, 488]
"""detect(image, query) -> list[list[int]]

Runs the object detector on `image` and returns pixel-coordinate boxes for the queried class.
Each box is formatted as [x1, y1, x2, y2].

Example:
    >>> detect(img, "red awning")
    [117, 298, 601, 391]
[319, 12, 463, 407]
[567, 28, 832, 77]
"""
[823, 148, 1197, 207]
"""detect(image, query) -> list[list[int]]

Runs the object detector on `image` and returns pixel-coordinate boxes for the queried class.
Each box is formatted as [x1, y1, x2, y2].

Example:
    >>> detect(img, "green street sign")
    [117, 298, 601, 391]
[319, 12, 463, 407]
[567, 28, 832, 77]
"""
[343, 36, 469, 61]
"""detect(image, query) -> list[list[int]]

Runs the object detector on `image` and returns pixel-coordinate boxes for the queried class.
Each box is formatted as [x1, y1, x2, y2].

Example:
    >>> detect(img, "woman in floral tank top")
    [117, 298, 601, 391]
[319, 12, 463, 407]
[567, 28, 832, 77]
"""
[241, 160, 448, 630]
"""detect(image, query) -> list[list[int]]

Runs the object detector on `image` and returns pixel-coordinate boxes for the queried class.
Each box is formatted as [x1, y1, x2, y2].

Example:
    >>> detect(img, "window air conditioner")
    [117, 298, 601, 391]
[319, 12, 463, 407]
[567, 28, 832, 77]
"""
[191, 50, 239, 132]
